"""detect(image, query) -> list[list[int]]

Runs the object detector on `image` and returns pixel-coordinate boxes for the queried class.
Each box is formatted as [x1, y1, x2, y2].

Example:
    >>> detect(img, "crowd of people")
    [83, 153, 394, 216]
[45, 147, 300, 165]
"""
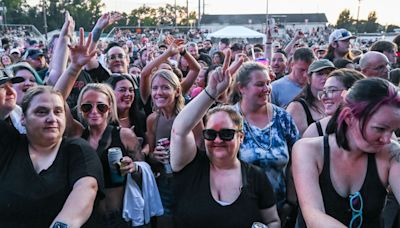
[1, 10, 400, 228]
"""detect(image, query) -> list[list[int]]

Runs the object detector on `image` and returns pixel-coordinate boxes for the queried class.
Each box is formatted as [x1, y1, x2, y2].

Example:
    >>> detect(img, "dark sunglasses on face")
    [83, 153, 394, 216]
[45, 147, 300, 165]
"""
[202, 128, 241, 141]
[80, 103, 109, 114]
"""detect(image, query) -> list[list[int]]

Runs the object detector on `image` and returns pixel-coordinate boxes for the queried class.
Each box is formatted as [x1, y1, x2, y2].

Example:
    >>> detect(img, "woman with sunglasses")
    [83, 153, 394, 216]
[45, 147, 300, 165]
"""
[71, 83, 143, 227]
[170, 61, 280, 228]
[53, 28, 144, 227]
[293, 77, 400, 227]
[303, 69, 365, 138]
[0, 85, 103, 227]
[229, 62, 299, 226]
[286, 59, 336, 136]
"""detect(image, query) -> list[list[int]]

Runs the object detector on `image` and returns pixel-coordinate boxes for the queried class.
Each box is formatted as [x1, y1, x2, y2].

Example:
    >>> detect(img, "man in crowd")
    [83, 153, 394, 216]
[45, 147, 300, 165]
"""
[271, 47, 315, 107]
[359, 51, 390, 79]
[369, 40, 398, 68]
[271, 50, 288, 80]
[24, 49, 48, 80]
[325, 28, 356, 62]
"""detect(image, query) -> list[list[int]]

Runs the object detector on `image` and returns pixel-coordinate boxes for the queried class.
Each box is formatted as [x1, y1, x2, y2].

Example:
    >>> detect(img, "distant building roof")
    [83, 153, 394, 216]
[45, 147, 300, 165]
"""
[200, 13, 328, 24]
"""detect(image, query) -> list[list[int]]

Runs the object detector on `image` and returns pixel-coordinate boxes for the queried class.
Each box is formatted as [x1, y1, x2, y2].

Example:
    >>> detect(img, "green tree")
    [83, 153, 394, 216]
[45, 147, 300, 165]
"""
[336, 9, 354, 30]
[386, 24, 400, 33]
[364, 11, 379, 33]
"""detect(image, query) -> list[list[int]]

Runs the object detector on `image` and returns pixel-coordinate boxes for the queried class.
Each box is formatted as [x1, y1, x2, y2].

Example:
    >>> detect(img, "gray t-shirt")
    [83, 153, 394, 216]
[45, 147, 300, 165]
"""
[271, 75, 303, 108]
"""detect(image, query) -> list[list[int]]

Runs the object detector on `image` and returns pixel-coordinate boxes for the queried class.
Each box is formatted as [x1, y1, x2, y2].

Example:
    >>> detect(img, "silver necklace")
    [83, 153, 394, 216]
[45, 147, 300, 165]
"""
[239, 104, 273, 151]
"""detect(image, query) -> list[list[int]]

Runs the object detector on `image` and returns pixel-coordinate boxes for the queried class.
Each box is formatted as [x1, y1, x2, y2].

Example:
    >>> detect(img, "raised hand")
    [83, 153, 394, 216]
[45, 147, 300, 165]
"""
[60, 11, 75, 41]
[206, 49, 232, 97]
[95, 12, 123, 30]
[164, 35, 184, 55]
[68, 28, 97, 67]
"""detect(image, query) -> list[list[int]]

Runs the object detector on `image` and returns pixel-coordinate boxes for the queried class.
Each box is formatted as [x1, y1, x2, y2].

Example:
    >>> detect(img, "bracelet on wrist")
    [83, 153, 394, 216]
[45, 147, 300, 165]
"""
[180, 49, 186, 56]
[204, 89, 216, 101]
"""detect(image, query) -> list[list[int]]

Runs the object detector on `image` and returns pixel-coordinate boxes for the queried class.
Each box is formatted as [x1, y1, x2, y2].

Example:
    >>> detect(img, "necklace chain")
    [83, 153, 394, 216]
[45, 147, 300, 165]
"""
[239, 104, 273, 151]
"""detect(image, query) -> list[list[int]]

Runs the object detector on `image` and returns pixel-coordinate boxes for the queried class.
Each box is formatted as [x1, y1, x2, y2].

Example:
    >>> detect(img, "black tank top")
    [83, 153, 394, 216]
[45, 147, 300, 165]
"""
[297, 135, 387, 227]
[82, 125, 128, 188]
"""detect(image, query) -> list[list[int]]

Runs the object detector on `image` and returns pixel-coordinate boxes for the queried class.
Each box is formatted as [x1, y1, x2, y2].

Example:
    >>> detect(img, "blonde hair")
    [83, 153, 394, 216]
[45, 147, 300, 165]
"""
[151, 69, 185, 115]
[77, 83, 119, 124]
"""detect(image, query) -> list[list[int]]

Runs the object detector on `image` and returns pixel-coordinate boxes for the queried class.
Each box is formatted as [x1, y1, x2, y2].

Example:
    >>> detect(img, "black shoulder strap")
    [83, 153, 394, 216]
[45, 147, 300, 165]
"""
[96, 125, 113, 156]
[297, 98, 314, 126]
[316, 120, 324, 136]
[323, 135, 330, 165]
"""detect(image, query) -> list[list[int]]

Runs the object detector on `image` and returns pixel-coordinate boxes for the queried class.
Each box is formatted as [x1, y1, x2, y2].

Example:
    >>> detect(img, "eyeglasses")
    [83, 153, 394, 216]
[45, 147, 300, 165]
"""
[108, 53, 126, 61]
[317, 89, 344, 100]
[202, 128, 241, 141]
[80, 103, 109, 114]
[349, 192, 363, 228]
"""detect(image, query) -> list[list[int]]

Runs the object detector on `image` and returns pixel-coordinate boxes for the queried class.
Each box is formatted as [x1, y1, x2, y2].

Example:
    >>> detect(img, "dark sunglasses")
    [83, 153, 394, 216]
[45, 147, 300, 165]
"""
[80, 103, 109, 114]
[202, 128, 241, 141]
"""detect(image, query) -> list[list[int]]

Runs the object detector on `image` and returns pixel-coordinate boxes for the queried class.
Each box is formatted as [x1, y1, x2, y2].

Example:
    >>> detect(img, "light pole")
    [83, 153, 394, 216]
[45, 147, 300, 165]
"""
[265, 0, 269, 33]
[356, 0, 362, 35]
[42, 0, 48, 43]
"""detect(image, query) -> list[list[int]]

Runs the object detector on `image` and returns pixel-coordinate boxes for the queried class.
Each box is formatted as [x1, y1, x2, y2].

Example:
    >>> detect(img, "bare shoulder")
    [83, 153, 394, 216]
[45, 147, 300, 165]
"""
[120, 127, 137, 139]
[146, 112, 157, 123]
[388, 140, 400, 163]
[293, 136, 325, 170]
[286, 101, 303, 113]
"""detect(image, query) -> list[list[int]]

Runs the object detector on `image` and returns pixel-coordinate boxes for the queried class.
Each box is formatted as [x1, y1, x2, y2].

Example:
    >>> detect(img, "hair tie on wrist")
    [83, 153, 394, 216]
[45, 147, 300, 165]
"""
[204, 89, 216, 101]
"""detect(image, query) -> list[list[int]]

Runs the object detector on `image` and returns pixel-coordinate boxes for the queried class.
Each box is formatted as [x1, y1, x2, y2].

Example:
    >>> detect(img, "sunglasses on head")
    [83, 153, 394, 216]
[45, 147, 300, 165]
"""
[80, 103, 109, 114]
[202, 128, 241, 141]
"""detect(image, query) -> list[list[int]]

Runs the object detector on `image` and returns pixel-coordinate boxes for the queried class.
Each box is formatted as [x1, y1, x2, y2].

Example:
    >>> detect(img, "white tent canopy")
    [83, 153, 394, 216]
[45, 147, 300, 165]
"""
[206, 26, 266, 44]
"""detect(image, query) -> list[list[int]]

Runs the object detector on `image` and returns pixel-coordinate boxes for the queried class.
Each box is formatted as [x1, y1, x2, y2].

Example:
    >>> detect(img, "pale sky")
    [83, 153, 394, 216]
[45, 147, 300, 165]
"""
[101, 0, 400, 26]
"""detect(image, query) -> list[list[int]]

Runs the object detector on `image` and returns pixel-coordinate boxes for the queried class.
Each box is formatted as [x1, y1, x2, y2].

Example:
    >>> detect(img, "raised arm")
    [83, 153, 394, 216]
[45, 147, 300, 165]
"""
[284, 30, 304, 59]
[85, 12, 123, 71]
[46, 11, 75, 86]
[54, 28, 96, 99]
[50, 176, 98, 228]
[139, 37, 179, 104]
[54, 28, 96, 137]
[179, 44, 201, 95]
[170, 51, 232, 172]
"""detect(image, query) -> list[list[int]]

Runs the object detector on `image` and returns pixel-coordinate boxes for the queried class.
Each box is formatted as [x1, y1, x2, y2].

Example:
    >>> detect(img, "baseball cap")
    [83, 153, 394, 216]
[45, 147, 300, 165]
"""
[10, 48, 21, 55]
[308, 59, 336, 74]
[0, 70, 24, 86]
[24, 49, 44, 60]
[329, 29, 356, 44]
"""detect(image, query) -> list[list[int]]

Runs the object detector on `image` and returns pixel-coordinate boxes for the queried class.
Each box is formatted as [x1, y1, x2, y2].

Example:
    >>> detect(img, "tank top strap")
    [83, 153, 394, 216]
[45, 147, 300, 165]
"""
[297, 98, 314, 126]
[319, 134, 331, 180]
[316, 120, 324, 136]
[111, 126, 123, 147]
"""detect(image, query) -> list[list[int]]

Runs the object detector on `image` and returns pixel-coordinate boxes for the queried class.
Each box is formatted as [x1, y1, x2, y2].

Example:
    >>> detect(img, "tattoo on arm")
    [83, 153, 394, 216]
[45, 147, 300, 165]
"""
[92, 27, 102, 42]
